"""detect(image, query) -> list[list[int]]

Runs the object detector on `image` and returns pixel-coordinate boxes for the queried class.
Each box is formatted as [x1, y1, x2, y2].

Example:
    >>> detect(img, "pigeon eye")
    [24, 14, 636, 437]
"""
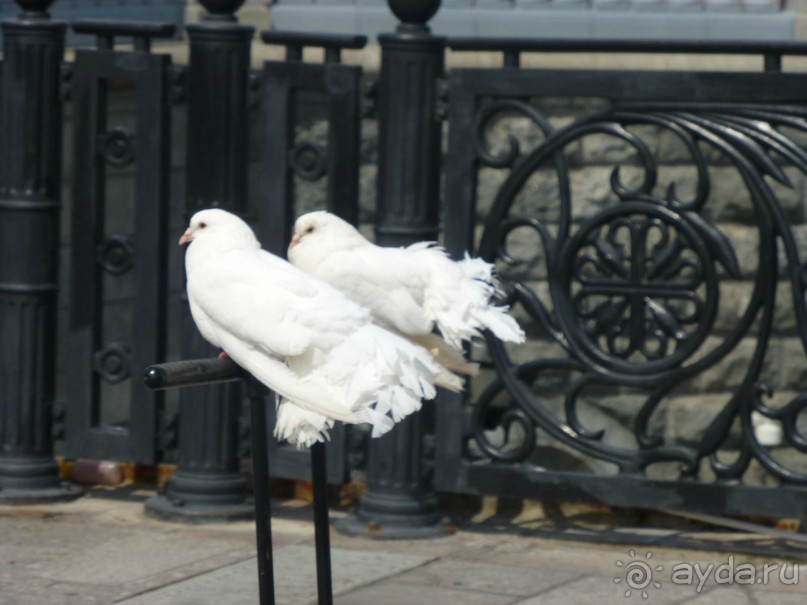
[305, 226, 314, 234]
[199, 222, 207, 229]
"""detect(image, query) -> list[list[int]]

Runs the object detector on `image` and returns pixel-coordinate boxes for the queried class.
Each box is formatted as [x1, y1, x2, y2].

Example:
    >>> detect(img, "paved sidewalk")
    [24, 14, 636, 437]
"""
[1, 487, 805, 605]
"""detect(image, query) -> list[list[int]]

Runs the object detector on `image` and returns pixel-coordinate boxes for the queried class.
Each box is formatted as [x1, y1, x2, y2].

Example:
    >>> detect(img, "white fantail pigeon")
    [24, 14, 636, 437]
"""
[179, 208, 446, 449]
[287, 211, 526, 378]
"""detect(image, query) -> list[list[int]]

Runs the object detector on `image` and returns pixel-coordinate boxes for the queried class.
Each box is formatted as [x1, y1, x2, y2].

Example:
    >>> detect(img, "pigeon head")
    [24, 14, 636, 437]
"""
[288, 211, 366, 268]
[179, 208, 259, 252]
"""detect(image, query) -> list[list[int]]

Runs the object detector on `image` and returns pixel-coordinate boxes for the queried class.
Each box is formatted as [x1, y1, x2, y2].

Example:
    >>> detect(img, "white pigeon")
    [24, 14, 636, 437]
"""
[287, 211, 526, 377]
[179, 208, 444, 449]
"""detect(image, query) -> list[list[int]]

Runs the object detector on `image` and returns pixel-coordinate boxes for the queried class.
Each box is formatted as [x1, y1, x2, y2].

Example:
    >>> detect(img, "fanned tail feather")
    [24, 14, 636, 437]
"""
[473, 305, 527, 345]
[419, 248, 526, 348]
[274, 398, 334, 449]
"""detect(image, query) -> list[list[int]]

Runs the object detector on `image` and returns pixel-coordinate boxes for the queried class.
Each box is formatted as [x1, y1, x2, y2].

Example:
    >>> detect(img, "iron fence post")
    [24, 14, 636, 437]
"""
[345, 0, 447, 537]
[144, 0, 254, 521]
[0, 0, 82, 503]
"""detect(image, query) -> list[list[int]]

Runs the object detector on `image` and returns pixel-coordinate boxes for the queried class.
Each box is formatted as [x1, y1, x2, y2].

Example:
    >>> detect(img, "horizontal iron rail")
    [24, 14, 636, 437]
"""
[72, 19, 176, 38]
[452, 463, 807, 519]
[261, 31, 368, 63]
[143, 358, 243, 390]
[447, 38, 807, 56]
[261, 31, 368, 50]
[72, 19, 177, 51]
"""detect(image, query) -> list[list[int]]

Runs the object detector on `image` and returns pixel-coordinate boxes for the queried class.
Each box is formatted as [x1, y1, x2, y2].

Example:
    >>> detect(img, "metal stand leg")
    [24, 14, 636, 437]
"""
[248, 381, 275, 605]
[311, 442, 334, 605]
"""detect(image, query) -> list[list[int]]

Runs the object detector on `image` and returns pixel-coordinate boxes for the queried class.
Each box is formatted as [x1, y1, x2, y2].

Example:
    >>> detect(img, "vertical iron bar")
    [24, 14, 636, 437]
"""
[324, 46, 341, 64]
[145, 0, 254, 521]
[311, 442, 333, 605]
[0, 0, 82, 503]
[247, 380, 275, 605]
[286, 45, 303, 62]
[325, 64, 362, 228]
[259, 64, 296, 257]
[347, 0, 445, 536]
[503, 50, 520, 68]
[764, 53, 782, 72]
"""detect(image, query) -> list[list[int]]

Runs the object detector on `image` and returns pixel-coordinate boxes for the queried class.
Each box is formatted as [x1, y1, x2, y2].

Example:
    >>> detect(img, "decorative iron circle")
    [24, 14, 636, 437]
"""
[100, 127, 136, 168]
[290, 142, 327, 181]
[555, 202, 718, 375]
[93, 342, 132, 385]
[97, 235, 134, 276]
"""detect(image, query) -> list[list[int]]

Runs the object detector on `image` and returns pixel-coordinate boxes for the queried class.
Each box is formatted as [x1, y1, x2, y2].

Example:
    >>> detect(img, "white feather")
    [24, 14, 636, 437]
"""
[183, 209, 440, 448]
[288, 211, 526, 367]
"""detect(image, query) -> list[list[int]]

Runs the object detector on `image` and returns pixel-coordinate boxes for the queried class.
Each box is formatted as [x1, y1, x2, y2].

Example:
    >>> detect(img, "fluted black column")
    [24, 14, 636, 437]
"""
[145, 0, 254, 521]
[0, 0, 82, 503]
[344, 0, 446, 537]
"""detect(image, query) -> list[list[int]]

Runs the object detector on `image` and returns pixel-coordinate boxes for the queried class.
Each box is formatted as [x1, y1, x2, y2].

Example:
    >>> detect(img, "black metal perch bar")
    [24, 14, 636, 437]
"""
[144, 358, 334, 605]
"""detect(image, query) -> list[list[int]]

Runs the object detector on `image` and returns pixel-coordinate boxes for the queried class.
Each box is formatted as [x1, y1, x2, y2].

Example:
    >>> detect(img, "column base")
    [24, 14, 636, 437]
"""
[143, 471, 253, 523]
[0, 456, 84, 504]
[335, 513, 454, 540]
[0, 483, 84, 505]
[335, 492, 453, 539]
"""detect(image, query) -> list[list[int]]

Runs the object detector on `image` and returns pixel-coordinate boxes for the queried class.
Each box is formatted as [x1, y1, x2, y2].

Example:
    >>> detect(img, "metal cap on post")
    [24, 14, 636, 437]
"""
[337, 0, 450, 538]
[0, 0, 83, 503]
[144, 0, 255, 522]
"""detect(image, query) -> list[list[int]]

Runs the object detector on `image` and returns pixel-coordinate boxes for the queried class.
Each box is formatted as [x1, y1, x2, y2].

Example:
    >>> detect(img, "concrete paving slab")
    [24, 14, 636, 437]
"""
[748, 591, 807, 604]
[3, 490, 806, 605]
[394, 559, 581, 597]
[117, 545, 434, 605]
[334, 580, 519, 605]
[678, 587, 755, 604]
[511, 573, 704, 605]
[0, 572, 121, 605]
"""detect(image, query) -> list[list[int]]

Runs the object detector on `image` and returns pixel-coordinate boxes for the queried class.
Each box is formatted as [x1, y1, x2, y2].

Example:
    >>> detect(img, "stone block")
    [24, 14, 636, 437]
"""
[432, 8, 477, 36]
[356, 6, 397, 38]
[477, 9, 595, 38]
[593, 12, 707, 39]
[706, 12, 795, 40]
[579, 124, 662, 166]
[269, 5, 359, 34]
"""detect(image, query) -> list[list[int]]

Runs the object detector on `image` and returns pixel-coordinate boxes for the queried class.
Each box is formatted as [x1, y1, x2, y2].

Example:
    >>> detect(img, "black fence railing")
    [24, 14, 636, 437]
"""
[4, 0, 807, 539]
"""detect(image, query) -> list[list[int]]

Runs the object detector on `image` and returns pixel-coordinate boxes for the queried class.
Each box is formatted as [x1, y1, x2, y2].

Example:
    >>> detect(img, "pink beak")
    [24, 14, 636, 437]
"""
[289, 233, 302, 250]
[179, 228, 193, 246]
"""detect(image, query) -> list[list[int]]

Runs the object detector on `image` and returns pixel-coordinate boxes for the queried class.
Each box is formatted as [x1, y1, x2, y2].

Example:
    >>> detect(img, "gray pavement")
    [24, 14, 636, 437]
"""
[1, 487, 805, 605]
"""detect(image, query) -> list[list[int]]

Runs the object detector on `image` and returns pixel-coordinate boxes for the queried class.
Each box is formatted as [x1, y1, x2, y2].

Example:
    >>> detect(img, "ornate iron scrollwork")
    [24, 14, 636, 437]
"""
[466, 99, 807, 483]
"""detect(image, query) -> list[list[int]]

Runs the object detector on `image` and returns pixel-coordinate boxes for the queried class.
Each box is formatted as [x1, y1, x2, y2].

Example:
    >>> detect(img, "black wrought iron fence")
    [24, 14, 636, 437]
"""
[3, 0, 807, 530]
[439, 39, 807, 520]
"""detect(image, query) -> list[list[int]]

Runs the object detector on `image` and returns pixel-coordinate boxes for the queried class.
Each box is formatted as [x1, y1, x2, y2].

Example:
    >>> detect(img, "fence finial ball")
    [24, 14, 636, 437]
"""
[388, 0, 440, 26]
[15, 0, 55, 15]
[198, 0, 247, 16]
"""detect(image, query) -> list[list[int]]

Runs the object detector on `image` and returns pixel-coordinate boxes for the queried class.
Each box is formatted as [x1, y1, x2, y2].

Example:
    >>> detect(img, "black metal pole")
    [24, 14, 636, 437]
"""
[247, 379, 275, 605]
[311, 442, 333, 605]
[0, 0, 82, 503]
[145, 0, 255, 521]
[144, 361, 277, 605]
[341, 0, 446, 537]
